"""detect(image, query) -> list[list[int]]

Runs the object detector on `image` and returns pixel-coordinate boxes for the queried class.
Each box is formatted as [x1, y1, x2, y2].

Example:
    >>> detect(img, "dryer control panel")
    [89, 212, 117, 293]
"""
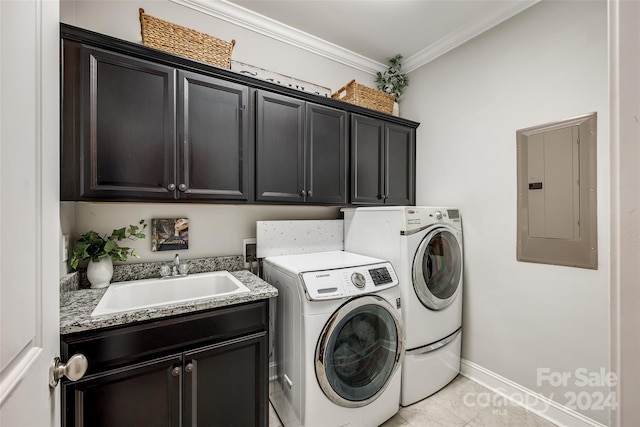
[300, 262, 398, 301]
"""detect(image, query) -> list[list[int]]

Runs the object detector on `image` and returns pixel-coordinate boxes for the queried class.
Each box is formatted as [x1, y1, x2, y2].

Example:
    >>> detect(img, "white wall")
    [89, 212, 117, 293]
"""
[402, 1, 610, 424]
[67, 202, 340, 264]
[59, 0, 374, 96]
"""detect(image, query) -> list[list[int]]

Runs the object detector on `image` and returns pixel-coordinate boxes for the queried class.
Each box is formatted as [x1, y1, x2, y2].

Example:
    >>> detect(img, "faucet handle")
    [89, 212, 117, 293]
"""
[160, 265, 171, 277]
[178, 263, 189, 275]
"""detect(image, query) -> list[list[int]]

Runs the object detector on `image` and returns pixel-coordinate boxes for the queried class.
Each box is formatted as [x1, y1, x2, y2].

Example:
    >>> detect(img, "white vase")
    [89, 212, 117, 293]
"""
[87, 256, 113, 289]
[392, 101, 400, 117]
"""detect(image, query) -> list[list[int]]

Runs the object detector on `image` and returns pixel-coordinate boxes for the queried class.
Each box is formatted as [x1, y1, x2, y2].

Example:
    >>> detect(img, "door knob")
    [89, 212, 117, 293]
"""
[178, 184, 187, 191]
[168, 183, 176, 191]
[49, 353, 88, 388]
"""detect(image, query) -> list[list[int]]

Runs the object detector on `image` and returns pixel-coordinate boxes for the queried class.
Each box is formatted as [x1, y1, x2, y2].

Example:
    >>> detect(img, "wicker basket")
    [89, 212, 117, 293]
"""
[331, 79, 395, 115]
[139, 8, 235, 69]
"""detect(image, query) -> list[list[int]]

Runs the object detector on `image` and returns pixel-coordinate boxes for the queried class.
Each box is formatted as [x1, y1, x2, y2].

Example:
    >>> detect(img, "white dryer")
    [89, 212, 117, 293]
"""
[263, 251, 404, 427]
[344, 207, 463, 406]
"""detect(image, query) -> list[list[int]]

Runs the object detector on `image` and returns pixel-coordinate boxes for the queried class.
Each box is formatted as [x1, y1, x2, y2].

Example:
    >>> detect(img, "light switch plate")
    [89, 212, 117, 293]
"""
[62, 234, 70, 262]
[243, 238, 257, 269]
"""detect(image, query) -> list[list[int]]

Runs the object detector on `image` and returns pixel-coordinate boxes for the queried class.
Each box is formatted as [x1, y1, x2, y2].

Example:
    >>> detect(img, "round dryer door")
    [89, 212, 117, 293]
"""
[315, 295, 404, 408]
[413, 226, 463, 310]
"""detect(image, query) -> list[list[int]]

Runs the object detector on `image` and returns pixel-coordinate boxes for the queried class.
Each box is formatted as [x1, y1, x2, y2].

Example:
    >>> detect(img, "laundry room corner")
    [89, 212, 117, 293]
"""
[401, 1, 610, 425]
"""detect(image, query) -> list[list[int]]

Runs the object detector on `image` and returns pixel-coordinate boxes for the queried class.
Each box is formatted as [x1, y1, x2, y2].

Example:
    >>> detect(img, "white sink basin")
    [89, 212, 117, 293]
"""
[91, 271, 251, 317]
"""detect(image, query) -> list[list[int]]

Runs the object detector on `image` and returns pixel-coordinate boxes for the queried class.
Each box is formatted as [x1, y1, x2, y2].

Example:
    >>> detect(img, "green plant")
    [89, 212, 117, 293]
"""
[70, 220, 148, 270]
[375, 54, 409, 102]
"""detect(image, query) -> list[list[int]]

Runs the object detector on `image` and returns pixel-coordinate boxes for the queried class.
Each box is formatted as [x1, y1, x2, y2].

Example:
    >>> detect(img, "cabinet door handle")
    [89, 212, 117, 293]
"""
[307, 191, 312, 197]
[168, 183, 176, 191]
[49, 353, 88, 388]
[300, 190, 307, 197]
[178, 184, 187, 191]
[185, 362, 194, 373]
[171, 367, 181, 377]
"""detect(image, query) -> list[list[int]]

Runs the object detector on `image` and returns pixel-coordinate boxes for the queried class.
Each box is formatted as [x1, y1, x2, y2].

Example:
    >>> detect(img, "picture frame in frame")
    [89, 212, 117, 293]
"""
[151, 218, 189, 251]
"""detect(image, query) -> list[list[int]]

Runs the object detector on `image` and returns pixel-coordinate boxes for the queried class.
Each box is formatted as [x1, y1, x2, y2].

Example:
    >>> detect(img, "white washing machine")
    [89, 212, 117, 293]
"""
[344, 207, 463, 406]
[263, 250, 404, 427]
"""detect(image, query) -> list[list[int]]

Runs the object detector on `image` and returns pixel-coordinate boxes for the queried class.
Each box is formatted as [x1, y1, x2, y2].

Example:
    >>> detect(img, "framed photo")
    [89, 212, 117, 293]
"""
[151, 218, 189, 252]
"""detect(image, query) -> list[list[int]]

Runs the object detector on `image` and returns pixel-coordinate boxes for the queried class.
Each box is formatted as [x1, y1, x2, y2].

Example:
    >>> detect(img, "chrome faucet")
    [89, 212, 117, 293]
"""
[172, 254, 180, 276]
[160, 254, 188, 278]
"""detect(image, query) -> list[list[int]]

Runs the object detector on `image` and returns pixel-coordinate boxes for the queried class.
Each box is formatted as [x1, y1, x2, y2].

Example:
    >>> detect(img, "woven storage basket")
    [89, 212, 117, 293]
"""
[331, 79, 395, 115]
[139, 8, 235, 69]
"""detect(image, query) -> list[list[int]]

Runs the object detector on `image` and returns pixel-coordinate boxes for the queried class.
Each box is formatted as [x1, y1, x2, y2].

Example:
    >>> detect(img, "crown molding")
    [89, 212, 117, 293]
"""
[170, 0, 387, 75]
[171, 0, 539, 76]
[403, 0, 540, 73]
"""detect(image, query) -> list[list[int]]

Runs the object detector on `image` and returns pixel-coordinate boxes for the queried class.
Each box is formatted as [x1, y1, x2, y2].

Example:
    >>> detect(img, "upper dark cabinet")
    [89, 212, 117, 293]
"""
[350, 114, 416, 205]
[385, 122, 416, 205]
[73, 45, 177, 200]
[306, 103, 348, 204]
[61, 42, 250, 202]
[255, 91, 305, 203]
[255, 91, 347, 204]
[60, 24, 418, 206]
[178, 71, 250, 201]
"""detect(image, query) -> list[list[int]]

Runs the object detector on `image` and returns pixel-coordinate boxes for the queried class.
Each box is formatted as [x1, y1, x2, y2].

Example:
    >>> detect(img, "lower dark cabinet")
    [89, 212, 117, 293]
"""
[184, 335, 266, 426]
[64, 355, 182, 427]
[61, 301, 269, 427]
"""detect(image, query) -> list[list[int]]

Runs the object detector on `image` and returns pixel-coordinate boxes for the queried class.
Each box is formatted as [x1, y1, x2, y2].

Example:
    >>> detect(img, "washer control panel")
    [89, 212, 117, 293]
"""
[300, 262, 398, 301]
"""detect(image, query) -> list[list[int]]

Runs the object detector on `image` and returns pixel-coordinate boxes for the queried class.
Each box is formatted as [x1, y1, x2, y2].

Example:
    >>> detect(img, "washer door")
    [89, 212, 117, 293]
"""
[315, 295, 404, 408]
[413, 226, 463, 310]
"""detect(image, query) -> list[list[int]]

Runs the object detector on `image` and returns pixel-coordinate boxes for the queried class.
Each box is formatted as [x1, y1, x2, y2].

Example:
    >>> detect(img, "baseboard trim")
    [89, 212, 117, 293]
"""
[460, 359, 607, 427]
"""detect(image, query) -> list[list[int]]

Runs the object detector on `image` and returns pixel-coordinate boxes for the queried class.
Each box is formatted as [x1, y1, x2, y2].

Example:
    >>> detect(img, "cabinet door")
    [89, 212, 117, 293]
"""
[350, 114, 385, 204]
[178, 71, 250, 201]
[183, 332, 268, 427]
[306, 103, 348, 204]
[255, 91, 305, 202]
[385, 122, 416, 205]
[62, 354, 182, 427]
[79, 47, 177, 200]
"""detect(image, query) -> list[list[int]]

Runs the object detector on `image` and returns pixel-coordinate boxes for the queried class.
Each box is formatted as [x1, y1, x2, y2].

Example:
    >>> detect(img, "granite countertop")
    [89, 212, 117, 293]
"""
[60, 269, 277, 335]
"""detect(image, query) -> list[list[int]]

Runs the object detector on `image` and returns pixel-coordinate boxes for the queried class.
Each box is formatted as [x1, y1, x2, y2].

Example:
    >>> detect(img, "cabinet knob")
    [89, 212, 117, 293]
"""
[185, 362, 194, 373]
[307, 191, 312, 197]
[168, 183, 176, 191]
[178, 184, 187, 191]
[300, 190, 307, 197]
[171, 367, 181, 377]
[49, 353, 88, 388]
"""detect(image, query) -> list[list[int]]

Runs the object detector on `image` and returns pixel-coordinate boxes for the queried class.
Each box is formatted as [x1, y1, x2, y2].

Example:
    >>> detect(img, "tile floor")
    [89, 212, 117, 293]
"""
[268, 375, 558, 427]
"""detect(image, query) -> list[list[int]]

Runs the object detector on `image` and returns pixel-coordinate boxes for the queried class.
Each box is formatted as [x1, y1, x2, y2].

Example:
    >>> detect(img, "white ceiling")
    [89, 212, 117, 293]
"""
[173, 0, 540, 74]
